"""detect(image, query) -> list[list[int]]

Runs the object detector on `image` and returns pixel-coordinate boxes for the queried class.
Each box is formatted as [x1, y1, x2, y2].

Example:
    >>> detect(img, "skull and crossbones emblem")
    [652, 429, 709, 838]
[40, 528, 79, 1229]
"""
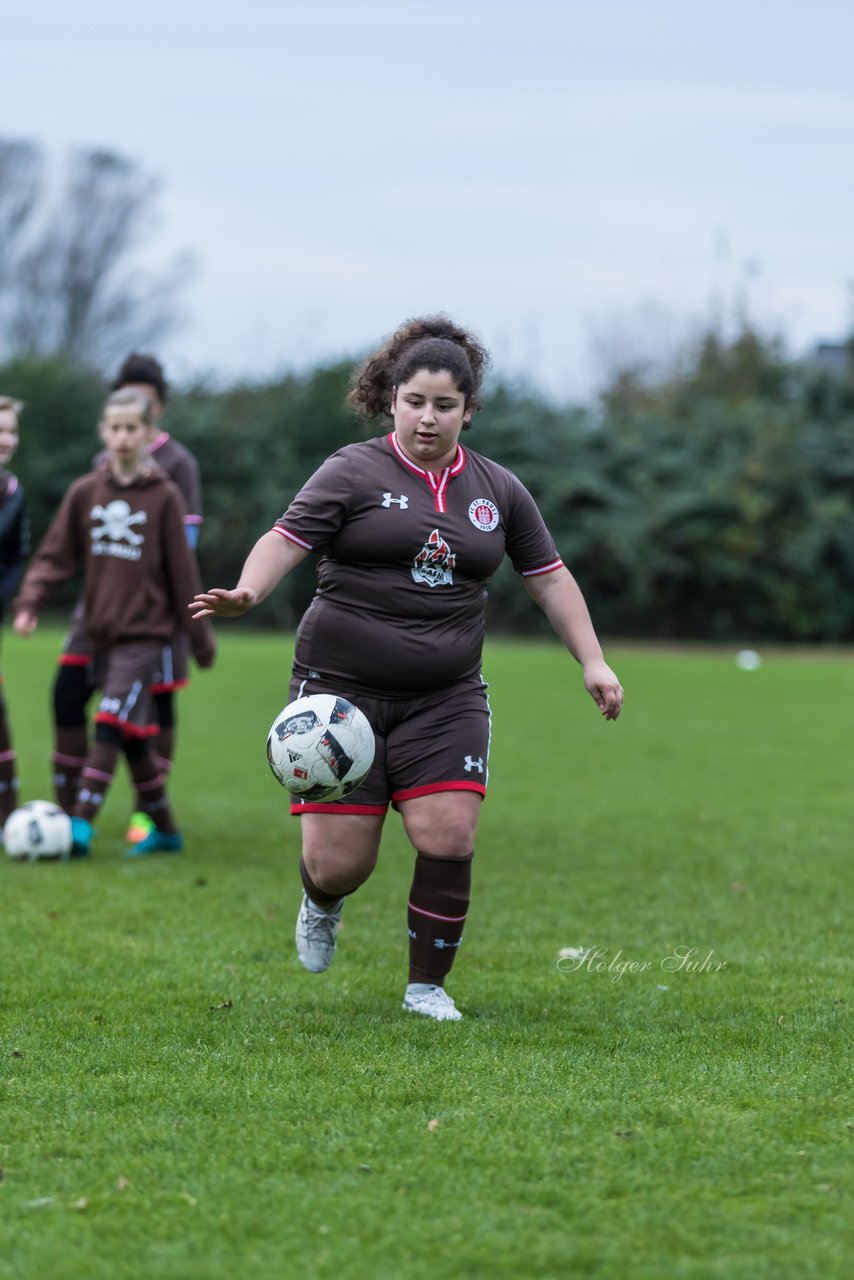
[90, 500, 148, 545]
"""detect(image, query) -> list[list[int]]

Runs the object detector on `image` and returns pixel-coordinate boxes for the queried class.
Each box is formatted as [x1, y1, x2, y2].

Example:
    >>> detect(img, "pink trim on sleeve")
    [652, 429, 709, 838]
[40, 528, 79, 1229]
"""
[520, 559, 564, 578]
[272, 526, 313, 551]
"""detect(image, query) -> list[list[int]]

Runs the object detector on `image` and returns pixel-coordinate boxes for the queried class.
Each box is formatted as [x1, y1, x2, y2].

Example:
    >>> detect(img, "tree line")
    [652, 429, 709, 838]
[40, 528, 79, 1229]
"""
[3, 323, 854, 642]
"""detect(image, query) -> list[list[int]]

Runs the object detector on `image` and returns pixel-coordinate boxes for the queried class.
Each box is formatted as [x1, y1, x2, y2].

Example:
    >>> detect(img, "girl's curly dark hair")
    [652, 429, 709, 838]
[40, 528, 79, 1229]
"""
[111, 352, 169, 404]
[347, 315, 490, 421]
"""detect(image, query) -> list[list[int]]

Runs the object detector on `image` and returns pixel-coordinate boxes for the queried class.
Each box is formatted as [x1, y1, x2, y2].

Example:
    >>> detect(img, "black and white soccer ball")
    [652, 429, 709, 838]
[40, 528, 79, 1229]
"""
[3, 800, 73, 861]
[266, 694, 375, 803]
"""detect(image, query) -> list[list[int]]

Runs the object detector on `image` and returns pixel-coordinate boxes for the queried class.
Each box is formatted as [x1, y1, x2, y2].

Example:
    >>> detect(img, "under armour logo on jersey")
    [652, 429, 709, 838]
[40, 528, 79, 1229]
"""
[382, 492, 409, 508]
[464, 755, 484, 773]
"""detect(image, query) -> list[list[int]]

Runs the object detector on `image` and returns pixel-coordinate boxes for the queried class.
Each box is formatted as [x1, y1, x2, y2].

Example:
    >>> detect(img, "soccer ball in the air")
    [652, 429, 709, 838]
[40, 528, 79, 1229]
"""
[266, 694, 375, 803]
[3, 800, 73, 861]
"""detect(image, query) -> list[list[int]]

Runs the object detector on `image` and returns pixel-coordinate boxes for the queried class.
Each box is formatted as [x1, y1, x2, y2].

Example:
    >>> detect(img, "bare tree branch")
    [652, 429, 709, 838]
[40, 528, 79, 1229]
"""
[1, 142, 192, 366]
[0, 138, 43, 294]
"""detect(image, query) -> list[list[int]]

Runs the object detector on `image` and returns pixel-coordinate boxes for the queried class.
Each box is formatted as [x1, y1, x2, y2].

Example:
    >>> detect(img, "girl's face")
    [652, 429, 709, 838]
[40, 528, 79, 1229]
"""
[121, 382, 163, 441]
[100, 405, 150, 471]
[0, 410, 19, 466]
[392, 368, 471, 472]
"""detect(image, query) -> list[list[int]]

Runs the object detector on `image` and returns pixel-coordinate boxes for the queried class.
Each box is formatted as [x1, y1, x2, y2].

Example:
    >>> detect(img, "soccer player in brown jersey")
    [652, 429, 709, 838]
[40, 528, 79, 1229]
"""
[191, 316, 623, 1021]
[0, 396, 29, 826]
[14, 390, 215, 857]
[49, 354, 205, 841]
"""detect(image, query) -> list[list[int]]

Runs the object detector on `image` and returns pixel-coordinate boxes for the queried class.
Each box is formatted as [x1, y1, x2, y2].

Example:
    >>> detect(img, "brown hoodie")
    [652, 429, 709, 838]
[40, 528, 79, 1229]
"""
[14, 463, 215, 665]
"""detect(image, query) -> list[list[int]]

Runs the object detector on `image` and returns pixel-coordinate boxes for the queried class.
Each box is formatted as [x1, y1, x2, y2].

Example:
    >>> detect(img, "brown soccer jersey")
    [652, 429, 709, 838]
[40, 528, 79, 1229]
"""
[14, 464, 214, 663]
[274, 434, 563, 695]
[149, 431, 203, 536]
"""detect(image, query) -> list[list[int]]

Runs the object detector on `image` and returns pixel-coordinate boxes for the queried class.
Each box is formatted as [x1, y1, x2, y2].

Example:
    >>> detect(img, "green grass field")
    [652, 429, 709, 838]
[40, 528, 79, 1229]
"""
[1, 631, 851, 1279]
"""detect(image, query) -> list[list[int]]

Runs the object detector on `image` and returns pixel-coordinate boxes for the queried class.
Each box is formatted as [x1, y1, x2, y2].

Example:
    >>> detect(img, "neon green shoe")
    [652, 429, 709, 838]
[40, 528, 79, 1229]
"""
[125, 811, 155, 844]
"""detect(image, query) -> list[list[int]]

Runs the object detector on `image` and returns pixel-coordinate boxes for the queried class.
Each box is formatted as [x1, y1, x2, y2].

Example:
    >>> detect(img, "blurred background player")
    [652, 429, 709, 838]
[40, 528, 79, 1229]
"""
[50, 354, 204, 839]
[0, 396, 29, 825]
[14, 390, 215, 856]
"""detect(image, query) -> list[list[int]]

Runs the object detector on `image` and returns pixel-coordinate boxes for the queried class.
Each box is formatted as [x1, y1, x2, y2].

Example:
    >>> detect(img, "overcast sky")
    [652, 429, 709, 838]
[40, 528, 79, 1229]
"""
[5, 0, 854, 399]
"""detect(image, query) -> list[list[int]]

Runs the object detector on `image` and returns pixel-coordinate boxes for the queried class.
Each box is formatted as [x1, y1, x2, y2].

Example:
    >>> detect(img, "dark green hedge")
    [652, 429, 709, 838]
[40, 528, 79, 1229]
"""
[4, 328, 854, 640]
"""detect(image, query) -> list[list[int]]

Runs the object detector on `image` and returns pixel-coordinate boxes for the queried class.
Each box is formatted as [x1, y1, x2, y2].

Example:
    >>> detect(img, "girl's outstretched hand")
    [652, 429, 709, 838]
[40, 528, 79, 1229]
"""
[189, 588, 258, 620]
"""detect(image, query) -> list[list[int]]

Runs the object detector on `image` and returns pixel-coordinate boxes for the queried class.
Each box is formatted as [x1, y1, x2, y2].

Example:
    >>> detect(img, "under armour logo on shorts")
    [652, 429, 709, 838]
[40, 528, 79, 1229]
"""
[464, 755, 484, 773]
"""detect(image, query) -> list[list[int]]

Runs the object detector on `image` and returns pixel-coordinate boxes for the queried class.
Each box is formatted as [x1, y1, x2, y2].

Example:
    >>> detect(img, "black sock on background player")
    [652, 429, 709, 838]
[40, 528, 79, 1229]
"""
[52, 663, 93, 814]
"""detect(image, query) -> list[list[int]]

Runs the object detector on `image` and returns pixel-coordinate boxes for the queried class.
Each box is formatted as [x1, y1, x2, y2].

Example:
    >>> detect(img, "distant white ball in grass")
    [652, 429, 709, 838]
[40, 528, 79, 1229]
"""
[266, 694, 375, 802]
[735, 649, 762, 671]
[3, 800, 72, 861]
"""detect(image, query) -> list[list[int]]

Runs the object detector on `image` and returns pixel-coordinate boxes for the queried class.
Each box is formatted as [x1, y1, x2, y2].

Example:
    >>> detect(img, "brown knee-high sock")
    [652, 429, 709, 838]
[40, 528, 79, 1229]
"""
[407, 851, 473, 986]
[0, 709, 19, 823]
[53, 726, 89, 814]
[133, 691, 175, 814]
[125, 740, 177, 834]
[72, 741, 121, 824]
[53, 662, 93, 813]
[130, 748, 172, 818]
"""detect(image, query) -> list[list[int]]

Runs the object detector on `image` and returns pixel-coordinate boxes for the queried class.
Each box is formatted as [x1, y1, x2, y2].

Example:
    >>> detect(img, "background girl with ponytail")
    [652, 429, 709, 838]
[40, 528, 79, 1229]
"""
[191, 315, 623, 1021]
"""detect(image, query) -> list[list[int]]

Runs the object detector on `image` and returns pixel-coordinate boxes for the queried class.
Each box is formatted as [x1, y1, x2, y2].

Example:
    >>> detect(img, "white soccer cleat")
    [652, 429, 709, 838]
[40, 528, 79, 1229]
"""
[295, 893, 344, 973]
[402, 984, 463, 1022]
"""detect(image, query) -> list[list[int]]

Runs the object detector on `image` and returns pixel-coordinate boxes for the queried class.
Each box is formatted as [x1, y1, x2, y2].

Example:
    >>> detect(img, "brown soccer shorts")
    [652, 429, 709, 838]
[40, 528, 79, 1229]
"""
[91, 641, 165, 738]
[285, 674, 491, 815]
[60, 609, 190, 694]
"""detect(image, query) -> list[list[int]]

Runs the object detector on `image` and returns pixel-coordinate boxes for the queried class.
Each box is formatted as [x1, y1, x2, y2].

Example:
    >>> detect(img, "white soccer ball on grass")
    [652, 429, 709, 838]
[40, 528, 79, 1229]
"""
[3, 800, 73, 861]
[266, 694, 375, 803]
